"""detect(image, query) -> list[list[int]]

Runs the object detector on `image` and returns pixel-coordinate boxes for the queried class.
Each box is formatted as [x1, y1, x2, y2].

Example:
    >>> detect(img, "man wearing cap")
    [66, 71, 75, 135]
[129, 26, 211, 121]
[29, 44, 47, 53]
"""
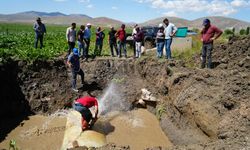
[201, 19, 222, 69]
[156, 23, 165, 58]
[73, 95, 99, 130]
[67, 48, 85, 92]
[66, 23, 77, 56]
[33, 17, 46, 49]
[83, 23, 92, 60]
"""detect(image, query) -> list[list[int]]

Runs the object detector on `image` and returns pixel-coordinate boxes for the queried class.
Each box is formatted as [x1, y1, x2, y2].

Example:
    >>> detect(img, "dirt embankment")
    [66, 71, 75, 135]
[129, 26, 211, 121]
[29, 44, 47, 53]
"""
[0, 36, 249, 149]
[135, 36, 250, 149]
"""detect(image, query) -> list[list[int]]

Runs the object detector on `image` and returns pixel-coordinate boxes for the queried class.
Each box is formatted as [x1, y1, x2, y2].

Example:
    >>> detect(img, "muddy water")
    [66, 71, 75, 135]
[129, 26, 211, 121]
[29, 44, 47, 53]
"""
[0, 115, 67, 150]
[0, 109, 172, 150]
[94, 109, 173, 150]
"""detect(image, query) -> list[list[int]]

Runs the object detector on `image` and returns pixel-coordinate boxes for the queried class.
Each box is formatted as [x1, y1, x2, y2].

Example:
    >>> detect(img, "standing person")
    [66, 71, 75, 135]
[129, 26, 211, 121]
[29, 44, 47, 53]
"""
[156, 23, 165, 58]
[201, 19, 222, 69]
[83, 23, 92, 60]
[77, 25, 86, 58]
[33, 17, 46, 49]
[94, 27, 105, 56]
[66, 23, 77, 56]
[134, 27, 144, 58]
[132, 24, 138, 58]
[108, 26, 118, 57]
[67, 48, 85, 92]
[73, 95, 98, 130]
[116, 24, 127, 58]
[163, 18, 177, 59]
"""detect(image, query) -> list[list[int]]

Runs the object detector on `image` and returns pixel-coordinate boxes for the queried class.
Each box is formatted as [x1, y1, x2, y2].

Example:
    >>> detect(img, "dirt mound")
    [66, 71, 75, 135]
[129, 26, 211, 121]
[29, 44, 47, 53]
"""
[213, 36, 250, 71]
[158, 36, 250, 149]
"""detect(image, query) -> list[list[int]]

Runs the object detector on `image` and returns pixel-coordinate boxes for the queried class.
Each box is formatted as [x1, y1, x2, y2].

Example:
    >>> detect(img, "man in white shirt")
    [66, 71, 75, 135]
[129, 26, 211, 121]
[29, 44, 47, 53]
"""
[163, 18, 177, 59]
[132, 24, 138, 58]
[66, 23, 76, 56]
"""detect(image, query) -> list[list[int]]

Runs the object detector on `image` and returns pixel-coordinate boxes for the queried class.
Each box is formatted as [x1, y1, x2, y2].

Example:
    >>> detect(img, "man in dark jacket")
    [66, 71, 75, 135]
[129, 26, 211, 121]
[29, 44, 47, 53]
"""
[134, 27, 144, 58]
[108, 27, 118, 57]
[77, 25, 86, 58]
[33, 17, 46, 49]
[94, 27, 105, 56]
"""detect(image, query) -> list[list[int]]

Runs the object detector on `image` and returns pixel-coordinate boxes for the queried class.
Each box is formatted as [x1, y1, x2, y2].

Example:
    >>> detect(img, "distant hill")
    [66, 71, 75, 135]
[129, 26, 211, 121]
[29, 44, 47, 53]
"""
[191, 16, 250, 30]
[0, 11, 250, 30]
[18, 11, 67, 17]
[0, 11, 122, 27]
[141, 16, 250, 30]
[142, 17, 191, 27]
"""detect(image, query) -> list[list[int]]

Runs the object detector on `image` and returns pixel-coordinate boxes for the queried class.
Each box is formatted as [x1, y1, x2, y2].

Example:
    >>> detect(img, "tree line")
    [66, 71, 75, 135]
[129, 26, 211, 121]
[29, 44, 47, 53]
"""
[224, 27, 250, 36]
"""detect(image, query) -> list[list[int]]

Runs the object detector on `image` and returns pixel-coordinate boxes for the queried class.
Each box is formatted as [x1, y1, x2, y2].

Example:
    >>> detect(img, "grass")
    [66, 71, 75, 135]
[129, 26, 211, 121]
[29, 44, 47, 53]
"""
[172, 33, 228, 68]
[0, 23, 133, 62]
[171, 35, 202, 67]
[9, 139, 18, 150]
[156, 103, 167, 120]
[112, 77, 125, 83]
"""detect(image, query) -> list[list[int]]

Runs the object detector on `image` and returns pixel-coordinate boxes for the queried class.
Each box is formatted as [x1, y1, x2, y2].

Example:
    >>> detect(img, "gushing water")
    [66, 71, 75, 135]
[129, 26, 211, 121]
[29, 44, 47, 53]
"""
[98, 81, 130, 115]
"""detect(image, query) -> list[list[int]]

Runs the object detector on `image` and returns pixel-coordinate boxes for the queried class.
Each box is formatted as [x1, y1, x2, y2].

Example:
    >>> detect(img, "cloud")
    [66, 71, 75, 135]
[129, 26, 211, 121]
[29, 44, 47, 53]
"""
[231, 0, 250, 7]
[209, 0, 237, 15]
[86, 4, 93, 8]
[163, 11, 178, 17]
[111, 6, 118, 10]
[135, 0, 250, 16]
[77, 0, 92, 9]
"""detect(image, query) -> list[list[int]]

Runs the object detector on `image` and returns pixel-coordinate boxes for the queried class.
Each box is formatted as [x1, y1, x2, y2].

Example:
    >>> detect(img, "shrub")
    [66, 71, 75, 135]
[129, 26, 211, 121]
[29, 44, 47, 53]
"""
[239, 29, 246, 35]
[156, 104, 167, 120]
[246, 27, 250, 35]
[224, 29, 234, 35]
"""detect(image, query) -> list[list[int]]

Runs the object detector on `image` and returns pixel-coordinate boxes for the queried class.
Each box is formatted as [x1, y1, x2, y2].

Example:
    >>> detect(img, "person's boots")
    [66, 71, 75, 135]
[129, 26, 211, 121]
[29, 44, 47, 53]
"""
[207, 62, 212, 69]
[201, 63, 205, 69]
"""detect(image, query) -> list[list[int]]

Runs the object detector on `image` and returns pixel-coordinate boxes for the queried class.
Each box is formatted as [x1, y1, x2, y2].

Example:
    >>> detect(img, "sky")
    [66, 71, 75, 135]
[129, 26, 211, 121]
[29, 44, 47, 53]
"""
[0, 0, 250, 23]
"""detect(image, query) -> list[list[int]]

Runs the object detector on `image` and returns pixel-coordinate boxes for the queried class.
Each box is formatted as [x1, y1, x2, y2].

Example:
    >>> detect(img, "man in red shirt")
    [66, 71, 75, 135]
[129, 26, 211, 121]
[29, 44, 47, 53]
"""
[73, 96, 98, 130]
[116, 24, 127, 58]
[201, 19, 222, 69]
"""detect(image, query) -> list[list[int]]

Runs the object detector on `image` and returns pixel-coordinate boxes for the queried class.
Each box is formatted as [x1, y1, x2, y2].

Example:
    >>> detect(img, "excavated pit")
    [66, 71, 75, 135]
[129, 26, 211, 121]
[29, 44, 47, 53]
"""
[0, 36, 250, 150]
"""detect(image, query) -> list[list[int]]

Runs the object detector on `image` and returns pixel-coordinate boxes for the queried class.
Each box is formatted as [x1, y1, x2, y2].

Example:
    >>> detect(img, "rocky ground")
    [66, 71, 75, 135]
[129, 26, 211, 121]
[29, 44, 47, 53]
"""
[0, 36, 249, 149]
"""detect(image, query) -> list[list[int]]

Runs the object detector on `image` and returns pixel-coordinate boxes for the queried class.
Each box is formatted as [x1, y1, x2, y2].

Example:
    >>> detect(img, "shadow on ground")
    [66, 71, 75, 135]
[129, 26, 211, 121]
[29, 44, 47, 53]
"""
[0, 60, 32, 142]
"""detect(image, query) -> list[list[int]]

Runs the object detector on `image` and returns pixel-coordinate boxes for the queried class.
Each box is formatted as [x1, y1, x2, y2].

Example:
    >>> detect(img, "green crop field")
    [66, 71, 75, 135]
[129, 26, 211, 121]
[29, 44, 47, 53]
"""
[1, 23, 230, 63]
[0, 23, 133, 61]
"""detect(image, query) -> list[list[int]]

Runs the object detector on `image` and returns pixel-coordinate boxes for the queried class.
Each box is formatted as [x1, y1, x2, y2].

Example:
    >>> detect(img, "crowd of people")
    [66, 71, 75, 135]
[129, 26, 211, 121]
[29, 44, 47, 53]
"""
[33, 17, 222, 64]
[62, 18, 179, 60]
[62, 19, 176, 60]
[34, 17, 222, 94]
[65, 22, 128, 60]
